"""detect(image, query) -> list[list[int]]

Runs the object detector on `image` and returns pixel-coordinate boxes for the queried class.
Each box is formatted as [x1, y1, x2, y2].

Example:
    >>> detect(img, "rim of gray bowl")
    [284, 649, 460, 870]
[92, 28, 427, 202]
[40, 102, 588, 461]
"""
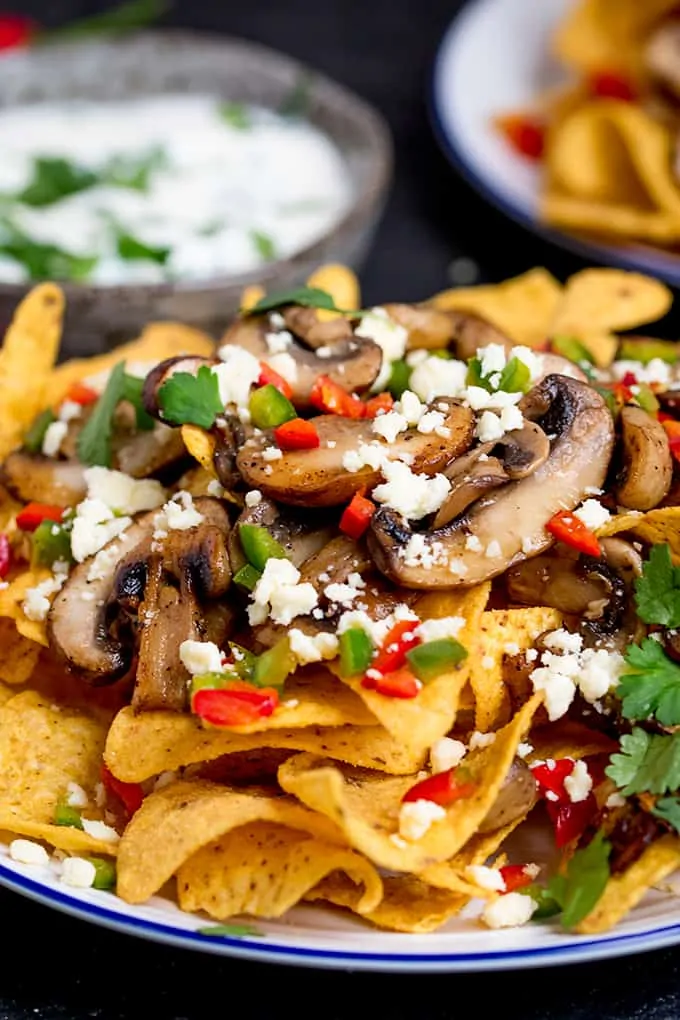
[0, 29, 393, 301]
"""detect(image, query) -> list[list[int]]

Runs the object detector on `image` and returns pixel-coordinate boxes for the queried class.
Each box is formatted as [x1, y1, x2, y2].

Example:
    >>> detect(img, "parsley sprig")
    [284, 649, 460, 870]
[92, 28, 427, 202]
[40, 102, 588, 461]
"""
[634, 544, 680, 629]
[619, 639, 680, 727]
[157, 366, 224, 429]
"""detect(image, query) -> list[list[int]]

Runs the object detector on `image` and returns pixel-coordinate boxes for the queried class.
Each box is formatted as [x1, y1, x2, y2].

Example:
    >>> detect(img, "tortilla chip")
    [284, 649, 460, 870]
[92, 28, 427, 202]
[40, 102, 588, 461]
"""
[0, 284, 64, 460]
[528, 720, 618, 763]
[573, 331, 619, 370]
[543, 192, 680, 245]
[576, 835, 680, 935]
[553, 0, 679, 75]
[105, 708, 424, 784]
[117, 780, 345, 904]
[306, 264, 360, 322]
[0, 620, 41, 685]
[0, 690, 114, 854]
[0, 568, 54, 646]
[468, 607, 562, 732]
[277, 694, 542, 873]
[177, 820, 382, 920]
[181, 425, 217, 476]
[597, 506, 680, 561]
[332, 586, 489, 754]
[0, 486, 21, 533]
[549, 266, 673, 336]
[430, 269, 563, 348]
[306, 873, 468, 933]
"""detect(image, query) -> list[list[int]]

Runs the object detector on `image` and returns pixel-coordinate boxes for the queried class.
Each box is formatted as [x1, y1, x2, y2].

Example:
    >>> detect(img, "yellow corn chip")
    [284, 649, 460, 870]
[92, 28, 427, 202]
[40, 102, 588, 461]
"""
[0, 568, 54, 646]
[468, 607, 562, 732]
[0, 284, 64, 460]
[117, 780, 345, 904]
[181, 425, 217, 477]
[576, 835, 680, 935]
[550, 266, 673, 336]
[306, 264, 360, 321]
[597, 507, 680, 561]
[528, 720, 618, 763]
[177, 821, 382, 920]
[0, 619, 41, 685]
[553, 0, 679, 75]
[277, 694, 542, 873]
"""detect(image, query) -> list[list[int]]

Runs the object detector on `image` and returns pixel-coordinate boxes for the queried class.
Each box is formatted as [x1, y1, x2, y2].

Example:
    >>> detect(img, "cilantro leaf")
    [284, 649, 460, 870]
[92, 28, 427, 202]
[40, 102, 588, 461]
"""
[157, 366, 223, 429]
[250, 230, 277, 261]
[545, 830, 611, 929]
[219, 102, 250, 130]
[76, 362, 127, 467]
[606, 727, 680, 795]
[247, 285, 354, 316]
[652, 796, 680, 833]
[122, 374, 154, 431]
[103, 147, 167, 192]
[116, 232, 170, 266]
[279, 73, 312, 119]
[17, 157, 98, 207]
[619, 639, 680, 726]
[634, 544, 680, 628]
[0, 232, 97, 281]
[45, 0, 170, 40]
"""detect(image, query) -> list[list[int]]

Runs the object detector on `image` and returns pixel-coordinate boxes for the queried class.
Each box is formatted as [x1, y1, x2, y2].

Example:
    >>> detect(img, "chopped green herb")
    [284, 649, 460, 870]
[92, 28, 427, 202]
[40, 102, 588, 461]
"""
[17, 157, 98, 207]
[619, 639, 680, 727]
[279, 73, 312, 119]
[44, 0, 170, 40]
[116, 231, 170, 265]
[0, 234, 97, 281]
[23, 408, 56, 453]
[546, 831, 611, 929]
[54, 802, 84, 829]
[197, 923, 262, 938]
[103, 146, 167, 191]
[157, 365, 224, 430]
[239, 523, 288, 572]
[89, 857, 117, 891]
[651, 796, 680, 834]
[634, 544, 680, 629]
[122, 373, 155, 431]
[247, 285, 355, 317]
[219, 101, 250, 130]
[606, 727, 680, 796]
[250, 229, 277, 261]
[77, 361, 127, 467]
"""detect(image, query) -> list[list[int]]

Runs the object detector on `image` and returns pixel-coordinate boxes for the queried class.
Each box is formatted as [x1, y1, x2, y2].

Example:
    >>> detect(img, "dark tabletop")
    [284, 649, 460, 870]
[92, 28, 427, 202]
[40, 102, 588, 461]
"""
[3, 1, 680, 1017]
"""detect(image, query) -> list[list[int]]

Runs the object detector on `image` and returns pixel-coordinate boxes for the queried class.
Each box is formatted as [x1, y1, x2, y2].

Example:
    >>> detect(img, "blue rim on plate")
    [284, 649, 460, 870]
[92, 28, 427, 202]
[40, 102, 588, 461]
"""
[429, 0, 680, 286]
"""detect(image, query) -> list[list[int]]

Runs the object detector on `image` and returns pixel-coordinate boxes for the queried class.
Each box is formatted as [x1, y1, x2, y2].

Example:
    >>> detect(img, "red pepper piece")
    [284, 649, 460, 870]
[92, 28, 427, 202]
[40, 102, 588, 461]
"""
[100, 764, 144, 817]
[402, 767, 477, 806]
[499, 864, 536, 893]
[620, 371, 638, 388]
[546, 510, 601, 557]
[362, 665, 420, 698]
[16, 502, 64, 532]
[258, 362, 293, 400]
[588, 71, 637, 102]
[546, 795, 598, 848]
[193, 683, 279, 727]
[0, 14, 34, 50]
[0, 533, 11, 579]
[371, 619, 421, 675]
[363, 392, 394, 419]
[339, 491, 376, 540]
[496, 114, 545, 160]
[274, 417, 320, 450]
[531, 757, 576, 799]
[662, 419, 680, 464]
[310, 375, 365, 419]
[64, 381, 100, 406]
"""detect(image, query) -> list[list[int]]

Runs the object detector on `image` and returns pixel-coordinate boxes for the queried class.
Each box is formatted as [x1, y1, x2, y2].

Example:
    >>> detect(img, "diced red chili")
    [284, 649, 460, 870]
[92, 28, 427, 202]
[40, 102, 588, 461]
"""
[402, 767, 477, 806]
[64, 381, 100, 406]
[193, 683, 279, 727]
[274, 417, 320, 450]
[0, 14, 34, 50]
[546, 510, 601, 557]
[362, 665, 420, 698]
[16, 502, 64, 532]
[371, 619, 421, 675]
[258, 362, 293, 400]
[662, 419, 680, 464]
[620, 371, 638, 388]
[0, 533, 11, 579]
[546, 796, 598, 848]
[310, 375, 365, 419]
[100, 764, 144, 817]
[588, 70, 637, 102]
[531, 758, 576, 799]
[339, 491, 375, 540]
[496, 114, 545, 160]
[363, 392, 394, 418]
[499, 864, 536, 893]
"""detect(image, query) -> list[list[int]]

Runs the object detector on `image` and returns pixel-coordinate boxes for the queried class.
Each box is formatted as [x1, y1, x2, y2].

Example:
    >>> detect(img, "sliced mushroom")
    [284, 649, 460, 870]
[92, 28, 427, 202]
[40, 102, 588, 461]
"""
[219, 318, 382, 406]
[229, 496, 335, 574]
[506, 553, 626, 631]
[382, 303, 467, 351]
[477, 759, 538, 834]
[236, 399, 475, 507]
[614, 404, 673, 510]
[0, 450, 87, 507]
[368, 375, 615, 588]
[115, 424, 188, 480]
[599, 537, 643, 587]
[433, 457, 509, 529]
[281, 306, 353, 349]
[298, 534, 372, 589]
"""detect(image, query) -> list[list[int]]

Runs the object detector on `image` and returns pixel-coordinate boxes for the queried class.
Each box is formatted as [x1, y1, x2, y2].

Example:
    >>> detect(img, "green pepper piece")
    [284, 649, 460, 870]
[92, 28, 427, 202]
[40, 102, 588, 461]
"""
[550, 335, 595, 365]
[189, 672, 230, 700]
[238, 524, 288, 572]
[635, 383, 660, 415]
[430, 349, 452, 360]
[24, 408, 56, 453]
[233, 563, 262, 592]
[252, 638, 296, 692]
[339, 627, 374, 677]
[406, 638, 468, 682]
[618, 338, 679, 365]
[32, 520, 73, 568]
[54, 802, 84, 829]
[498, 356, 531, 393]
[248, 384, 296, 429]
[465, 357, 486, 390]
[387, 359, 411, 399]
[526, 886, 562, 920]
[89, 856, 117, 891]
[228, 642, 257, 680]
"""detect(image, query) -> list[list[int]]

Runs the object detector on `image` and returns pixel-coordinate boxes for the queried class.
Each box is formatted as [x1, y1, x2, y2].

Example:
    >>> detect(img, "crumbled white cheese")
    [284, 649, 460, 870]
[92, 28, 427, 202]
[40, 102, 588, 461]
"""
[80, 818, 119, 843]
[245, 489, 263, 508]
[342, 441, 389, 474]
[430, 737, 467, 774]
[22, 566, 68, 621]
[401, 533, 450, 570]
[337, 605, 418, 648]
[324, 582, 362, 606]
[265, 329, 293, 354]
[373, 460, 450, 521]
[504, 642, 520, 656]
[485, 540, 502, 559]
[61, 857, 97, 889]
[478, 344, 507, 378]
[606, 792, 626, 809]
[579, 648, 624, 702]
[213, 346, 261, 409]
[415, 616, 466, 642]
[573, 498, 611, 531]
[612, 358, 671, 387]
[84, 466, 165, 515]
[9, 839, 49, 867]
[517, 742, 534, 759]
[58, 399, 82, 423]
[265, 351, 298, 384]
[448, 558, 469, 577]
[475, 410, 505, 443]
[465, 534, 483, 552]
[466, 864, 506, 891]
[248, 558, 318, 626]
[355, 307, 408, 392]
[469, 731, 496, 750]
[207, 479, 225, 498]
[66, 782, 89, 809]
[482, 891, 537, 929]
[408, 356, 468, 403]
[372, 410, 408, 443]
[399, 390, 425, 426]
[154, 491, 204, 534]
[417, 410, 446, 435]
[42, 420, 68, 457]
[262, 446, 283, 462]
[398, 799, 447, 842]
[179, 640, 224, 676]
[543, 629, 583, 655]
[288, 628, 339, 665]
[564, 760, 592, 803]
[71, 498, 132, 563]
[530, 628, 624, 720]
[347, 572, 366, 589]
[465, 386, 522, 412]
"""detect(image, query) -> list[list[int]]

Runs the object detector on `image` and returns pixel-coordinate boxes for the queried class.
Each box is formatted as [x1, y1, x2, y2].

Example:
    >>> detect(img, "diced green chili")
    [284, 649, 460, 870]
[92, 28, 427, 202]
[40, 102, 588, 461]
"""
[32, 520, 73, 568]
[406, 638, 468, 682]
[89, 856, 117, 891]
[339, 627, 373, 677]
[634, 383, 660, 415]
[238, 524, 288, 572]
[618, 338, 679, 365]
[248, 384, 296, 429]
[252, 638, 296, 692]
[24, 408, 56, 453]
[189, 672, 229, 700]
[54, 802, 84, 829]
[498, 356, 531, 393]
[233, 563, 262, 592]
[228, 642, 257, 680]
[550, 335, 595, 365]
[387, 359, 411, 399]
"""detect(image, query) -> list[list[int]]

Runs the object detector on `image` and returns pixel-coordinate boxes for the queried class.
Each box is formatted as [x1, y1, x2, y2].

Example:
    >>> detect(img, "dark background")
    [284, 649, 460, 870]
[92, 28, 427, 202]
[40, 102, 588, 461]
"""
[2, 2, 679, 1018]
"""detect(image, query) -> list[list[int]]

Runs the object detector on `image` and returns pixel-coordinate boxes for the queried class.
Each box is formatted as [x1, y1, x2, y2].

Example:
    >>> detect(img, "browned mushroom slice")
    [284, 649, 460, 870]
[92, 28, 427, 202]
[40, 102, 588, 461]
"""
[507, 553, 625, 624]
[614, 404, 673, 510]
[382, 303, 465, 351]
[236, 399, 475, 507]
[281, 306, 354, 349]
[433, 457, 509, 529]
[477, 759, 538, 834]
[0, 450, 87, 508]
[368, 375, 615, 588]
[142, 355, 219, 418]
[115, 424, 188, 480]
[229, 496, 335, 575]
[219, 318, 382, 406]
[298, 534, 372, 590]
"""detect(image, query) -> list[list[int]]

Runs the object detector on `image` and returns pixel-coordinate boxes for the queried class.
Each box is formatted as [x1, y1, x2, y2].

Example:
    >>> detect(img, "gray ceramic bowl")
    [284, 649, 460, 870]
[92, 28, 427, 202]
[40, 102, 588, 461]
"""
[0, 32, 392, 357]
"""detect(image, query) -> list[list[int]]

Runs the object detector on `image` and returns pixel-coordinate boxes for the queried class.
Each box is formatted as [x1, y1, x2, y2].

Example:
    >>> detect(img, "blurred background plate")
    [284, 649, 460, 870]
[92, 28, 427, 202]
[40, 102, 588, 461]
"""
[430, 0, 680, 286]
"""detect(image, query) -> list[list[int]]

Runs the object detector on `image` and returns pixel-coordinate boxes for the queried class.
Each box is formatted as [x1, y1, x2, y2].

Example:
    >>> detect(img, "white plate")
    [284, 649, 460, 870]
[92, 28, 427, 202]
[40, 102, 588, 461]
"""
[430, 0, 680, 285]
[2, 834, 680, 971]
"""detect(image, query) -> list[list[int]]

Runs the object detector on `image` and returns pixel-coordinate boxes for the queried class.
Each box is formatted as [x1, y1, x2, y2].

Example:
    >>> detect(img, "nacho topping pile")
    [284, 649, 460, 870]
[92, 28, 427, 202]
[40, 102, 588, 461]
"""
[1, 263, 680, 936]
